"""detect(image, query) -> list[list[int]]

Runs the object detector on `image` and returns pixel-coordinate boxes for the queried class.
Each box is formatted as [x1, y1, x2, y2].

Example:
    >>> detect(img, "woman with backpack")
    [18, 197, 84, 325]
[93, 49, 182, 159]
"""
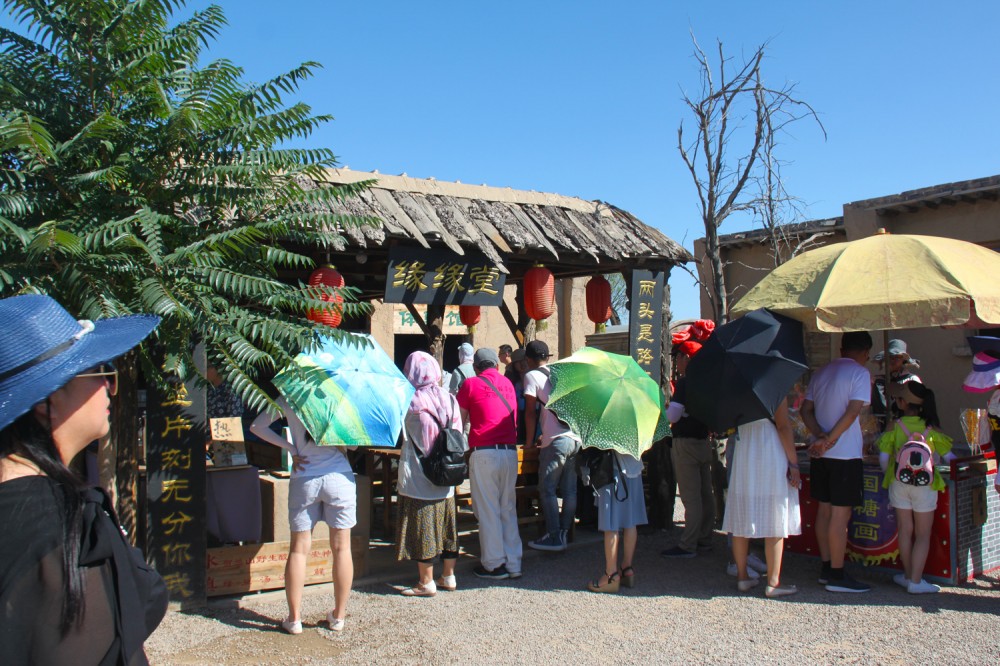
[877, 381, 954, 594]
[395, 351, 464, 597]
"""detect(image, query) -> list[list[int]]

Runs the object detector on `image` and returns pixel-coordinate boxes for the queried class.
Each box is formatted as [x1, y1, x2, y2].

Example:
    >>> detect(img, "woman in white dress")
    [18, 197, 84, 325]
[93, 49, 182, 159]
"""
[721, 397, 801, 598]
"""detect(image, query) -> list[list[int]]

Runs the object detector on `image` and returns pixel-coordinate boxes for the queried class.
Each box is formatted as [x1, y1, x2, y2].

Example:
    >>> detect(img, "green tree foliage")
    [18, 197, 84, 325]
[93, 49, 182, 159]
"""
[0, 0, 373, 410]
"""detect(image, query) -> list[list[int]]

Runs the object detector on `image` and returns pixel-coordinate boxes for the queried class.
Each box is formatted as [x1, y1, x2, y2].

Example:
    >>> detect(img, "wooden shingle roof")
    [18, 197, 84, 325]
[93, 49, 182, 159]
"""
[310, 169, 689, 295]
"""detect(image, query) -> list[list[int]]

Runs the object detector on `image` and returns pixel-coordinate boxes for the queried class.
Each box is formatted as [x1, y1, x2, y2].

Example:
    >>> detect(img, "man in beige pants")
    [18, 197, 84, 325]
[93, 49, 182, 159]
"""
[661, 340, 715, 558]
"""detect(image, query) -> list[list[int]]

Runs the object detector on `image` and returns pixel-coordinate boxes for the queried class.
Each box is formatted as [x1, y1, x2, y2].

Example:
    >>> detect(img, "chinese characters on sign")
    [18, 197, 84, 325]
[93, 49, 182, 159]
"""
[629, 270, 665, 384]
[393, 304, 467, 334]
[147, 379, 207, 604]
[385, 247, 505, 305]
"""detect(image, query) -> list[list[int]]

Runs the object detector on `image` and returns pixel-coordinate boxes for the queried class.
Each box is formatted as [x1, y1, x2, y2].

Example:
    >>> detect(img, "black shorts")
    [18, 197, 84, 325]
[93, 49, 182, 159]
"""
[809, 457, 863, 507]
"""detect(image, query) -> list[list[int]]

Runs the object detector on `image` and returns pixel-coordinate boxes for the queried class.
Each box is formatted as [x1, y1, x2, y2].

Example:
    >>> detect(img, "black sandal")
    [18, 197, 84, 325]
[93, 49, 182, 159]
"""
[620, 566, 636, 588]
[587, 570, 620, 594]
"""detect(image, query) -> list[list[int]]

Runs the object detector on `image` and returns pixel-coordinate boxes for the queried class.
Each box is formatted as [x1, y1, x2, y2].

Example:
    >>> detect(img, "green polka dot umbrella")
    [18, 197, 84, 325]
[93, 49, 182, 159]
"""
[547, 347, 670, 458]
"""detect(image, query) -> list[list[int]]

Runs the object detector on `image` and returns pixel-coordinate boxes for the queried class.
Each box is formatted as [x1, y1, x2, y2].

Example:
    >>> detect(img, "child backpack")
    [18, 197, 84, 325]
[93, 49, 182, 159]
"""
[416, 408, 469, 487]
[895, 421, 934, 487]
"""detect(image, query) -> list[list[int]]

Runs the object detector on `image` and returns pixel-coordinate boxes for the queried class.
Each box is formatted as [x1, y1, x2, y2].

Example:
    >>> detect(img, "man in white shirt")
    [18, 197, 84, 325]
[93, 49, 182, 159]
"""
[801, 331, 873, 593]
[522, 340, 582, 552]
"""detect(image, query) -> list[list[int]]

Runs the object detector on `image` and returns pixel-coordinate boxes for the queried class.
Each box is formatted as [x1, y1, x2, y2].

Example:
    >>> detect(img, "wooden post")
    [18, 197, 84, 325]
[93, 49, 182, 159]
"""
[109, 351, 140, 545]
[426, 304, 446, 369]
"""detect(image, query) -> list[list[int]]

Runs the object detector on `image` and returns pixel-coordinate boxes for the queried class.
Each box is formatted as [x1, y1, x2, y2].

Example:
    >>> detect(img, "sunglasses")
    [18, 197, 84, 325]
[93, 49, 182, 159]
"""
[77, 364, 118, 396]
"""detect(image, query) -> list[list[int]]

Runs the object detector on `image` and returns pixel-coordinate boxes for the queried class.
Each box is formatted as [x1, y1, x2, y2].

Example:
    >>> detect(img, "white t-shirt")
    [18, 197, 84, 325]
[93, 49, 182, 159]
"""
[249, 397, 353, 479]
[804, 358, 871, 459]
[522, 367, 580, 447]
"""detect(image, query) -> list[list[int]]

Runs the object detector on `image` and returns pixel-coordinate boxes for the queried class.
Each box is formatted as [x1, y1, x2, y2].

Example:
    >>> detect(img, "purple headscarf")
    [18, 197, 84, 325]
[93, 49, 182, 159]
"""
[404, 351, 457, 455]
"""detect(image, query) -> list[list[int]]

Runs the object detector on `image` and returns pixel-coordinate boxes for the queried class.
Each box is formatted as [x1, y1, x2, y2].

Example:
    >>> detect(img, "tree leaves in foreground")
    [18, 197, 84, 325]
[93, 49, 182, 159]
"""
[0, 0, 375, 411]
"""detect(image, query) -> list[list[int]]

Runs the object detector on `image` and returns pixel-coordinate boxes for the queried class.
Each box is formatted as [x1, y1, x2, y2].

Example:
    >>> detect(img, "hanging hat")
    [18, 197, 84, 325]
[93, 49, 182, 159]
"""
[0, 294, 160, 430]
[968, 336, 1000, 361]
[963, 351, 1000, 393]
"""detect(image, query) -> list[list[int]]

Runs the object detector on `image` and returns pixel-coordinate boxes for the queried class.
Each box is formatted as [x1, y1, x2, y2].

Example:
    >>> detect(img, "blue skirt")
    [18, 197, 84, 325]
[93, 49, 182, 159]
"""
[596, 475, 648, 532]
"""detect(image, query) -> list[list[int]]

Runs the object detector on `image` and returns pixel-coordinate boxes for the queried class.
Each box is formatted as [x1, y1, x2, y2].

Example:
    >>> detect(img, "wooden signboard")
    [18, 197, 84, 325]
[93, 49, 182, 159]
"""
[209, 417, 248, 467]
[385, 247, 505, 305]
[628, 269, 665, 383]
[206, 536, 368, 597]
[146, 379, 207, 606]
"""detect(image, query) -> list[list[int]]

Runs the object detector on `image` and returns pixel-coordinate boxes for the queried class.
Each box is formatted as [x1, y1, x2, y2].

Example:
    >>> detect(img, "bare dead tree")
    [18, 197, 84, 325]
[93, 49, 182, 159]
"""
[678, 36, 823, 322]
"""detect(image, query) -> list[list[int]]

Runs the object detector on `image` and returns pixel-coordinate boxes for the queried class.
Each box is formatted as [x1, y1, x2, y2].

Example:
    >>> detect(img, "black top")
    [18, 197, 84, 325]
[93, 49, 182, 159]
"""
[670, 377, 710, 439]
[0, 476, 167, 665]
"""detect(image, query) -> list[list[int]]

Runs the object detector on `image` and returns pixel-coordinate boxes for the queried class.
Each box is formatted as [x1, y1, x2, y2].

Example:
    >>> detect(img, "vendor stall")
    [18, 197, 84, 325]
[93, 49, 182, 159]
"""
[786, 452, 999, 585]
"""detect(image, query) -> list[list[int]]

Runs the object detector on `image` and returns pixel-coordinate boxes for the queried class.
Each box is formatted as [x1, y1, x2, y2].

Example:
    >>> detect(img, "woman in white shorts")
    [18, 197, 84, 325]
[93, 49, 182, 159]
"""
[251, 397, 356, 633]
[877, 382, 953, 595]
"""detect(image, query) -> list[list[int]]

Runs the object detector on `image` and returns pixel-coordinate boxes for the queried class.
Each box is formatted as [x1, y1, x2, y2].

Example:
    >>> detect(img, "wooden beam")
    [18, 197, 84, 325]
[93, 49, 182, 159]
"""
[499, 301, 525, 347]
[404, 303, 431, 336]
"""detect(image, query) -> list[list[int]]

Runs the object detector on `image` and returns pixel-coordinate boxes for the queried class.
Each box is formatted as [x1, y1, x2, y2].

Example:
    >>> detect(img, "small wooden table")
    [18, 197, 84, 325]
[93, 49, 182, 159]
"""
[364, 447, 401, 537]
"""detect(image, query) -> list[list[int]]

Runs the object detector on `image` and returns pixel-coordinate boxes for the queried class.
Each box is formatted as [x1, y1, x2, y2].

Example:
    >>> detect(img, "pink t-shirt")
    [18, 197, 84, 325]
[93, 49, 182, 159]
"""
[456, 368, 518, 447]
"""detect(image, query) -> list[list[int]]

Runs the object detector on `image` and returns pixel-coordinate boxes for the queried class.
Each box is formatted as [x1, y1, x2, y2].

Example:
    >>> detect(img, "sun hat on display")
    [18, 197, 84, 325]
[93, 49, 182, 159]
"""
[963, 336, 1000, 393]
[0, 294, 160, 430]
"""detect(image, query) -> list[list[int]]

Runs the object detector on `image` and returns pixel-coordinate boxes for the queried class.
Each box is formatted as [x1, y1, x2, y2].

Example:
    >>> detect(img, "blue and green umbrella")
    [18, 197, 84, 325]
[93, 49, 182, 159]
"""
[272, 333, 415, 447]
[547, 347, 670, 459]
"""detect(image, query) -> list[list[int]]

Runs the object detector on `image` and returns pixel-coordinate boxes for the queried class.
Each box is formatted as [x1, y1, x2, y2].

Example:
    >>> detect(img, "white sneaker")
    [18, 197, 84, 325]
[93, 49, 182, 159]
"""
[326, 610, 345, 631]
[907, 579, 941, 595]
[280, 618, 302, 635]
[746, 553, 768, 574]
[893, 573, 909, 589]
[726, 562, 761, 579]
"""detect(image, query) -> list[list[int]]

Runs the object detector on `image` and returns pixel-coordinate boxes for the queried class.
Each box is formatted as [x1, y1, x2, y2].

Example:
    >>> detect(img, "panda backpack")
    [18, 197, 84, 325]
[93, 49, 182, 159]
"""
[895, 421, 935, 487]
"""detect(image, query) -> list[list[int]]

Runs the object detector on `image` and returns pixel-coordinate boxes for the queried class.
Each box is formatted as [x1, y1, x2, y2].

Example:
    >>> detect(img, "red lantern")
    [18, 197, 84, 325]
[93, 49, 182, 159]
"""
[586, 276, 612, 326]
[523, 264, 555, 321]
[459, 305, 481, 327]
[307, 265, 344, 328]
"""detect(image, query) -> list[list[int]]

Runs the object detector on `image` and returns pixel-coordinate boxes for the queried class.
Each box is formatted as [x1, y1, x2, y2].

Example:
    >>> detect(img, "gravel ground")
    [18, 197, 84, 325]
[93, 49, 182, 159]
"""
[146, 523, 1000, 665]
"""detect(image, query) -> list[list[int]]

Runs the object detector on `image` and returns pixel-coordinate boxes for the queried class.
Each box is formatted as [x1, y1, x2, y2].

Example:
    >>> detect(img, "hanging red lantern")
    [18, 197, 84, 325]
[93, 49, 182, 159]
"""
[586, 276, 612, 331]
[459, 305, 481, 327]
[523, 264, 555, 322]
[307, 265, 345, 328]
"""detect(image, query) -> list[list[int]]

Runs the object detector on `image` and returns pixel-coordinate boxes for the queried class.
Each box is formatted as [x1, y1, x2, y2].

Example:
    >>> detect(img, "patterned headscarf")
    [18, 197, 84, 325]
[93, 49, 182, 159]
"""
[404, 351, 457, 455]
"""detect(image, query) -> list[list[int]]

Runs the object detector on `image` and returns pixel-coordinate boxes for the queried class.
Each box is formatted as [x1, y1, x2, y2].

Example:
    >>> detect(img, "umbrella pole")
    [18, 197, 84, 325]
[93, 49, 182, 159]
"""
[882, 330, 891, 429]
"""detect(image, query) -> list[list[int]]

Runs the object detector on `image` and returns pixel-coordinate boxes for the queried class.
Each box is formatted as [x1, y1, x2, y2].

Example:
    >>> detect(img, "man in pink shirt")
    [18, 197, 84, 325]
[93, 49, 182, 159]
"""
[457, 348, 522, 580]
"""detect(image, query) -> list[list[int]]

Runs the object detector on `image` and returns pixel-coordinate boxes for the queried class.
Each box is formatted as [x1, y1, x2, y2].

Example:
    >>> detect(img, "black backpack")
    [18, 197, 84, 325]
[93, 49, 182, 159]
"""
[576, 447, 628, 500]
[415, 408, 469, 486]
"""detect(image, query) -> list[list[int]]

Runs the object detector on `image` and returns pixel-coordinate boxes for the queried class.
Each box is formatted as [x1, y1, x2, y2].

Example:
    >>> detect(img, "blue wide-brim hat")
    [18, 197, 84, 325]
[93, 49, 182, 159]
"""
[0, 294, 160, 431]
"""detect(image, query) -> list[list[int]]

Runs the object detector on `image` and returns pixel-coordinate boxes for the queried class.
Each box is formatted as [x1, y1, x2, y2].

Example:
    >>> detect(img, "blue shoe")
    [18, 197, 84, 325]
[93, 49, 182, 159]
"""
[529, 533, 566, 552]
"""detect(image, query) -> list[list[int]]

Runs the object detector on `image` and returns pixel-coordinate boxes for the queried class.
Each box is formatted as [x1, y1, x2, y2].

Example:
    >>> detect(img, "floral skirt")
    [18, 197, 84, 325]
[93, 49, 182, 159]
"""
[395, 495, 459, 561]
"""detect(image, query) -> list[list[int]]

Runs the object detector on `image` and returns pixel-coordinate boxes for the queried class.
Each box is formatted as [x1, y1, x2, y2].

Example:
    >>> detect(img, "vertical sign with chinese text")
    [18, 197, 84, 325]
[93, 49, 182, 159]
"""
[146, 379, 207, 605]
[629, 270, 665, 384]
[385, 247, 505, 305]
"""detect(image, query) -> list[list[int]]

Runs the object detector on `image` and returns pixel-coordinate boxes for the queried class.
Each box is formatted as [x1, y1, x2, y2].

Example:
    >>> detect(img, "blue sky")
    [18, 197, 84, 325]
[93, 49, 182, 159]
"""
[10, 1, 1000, 320]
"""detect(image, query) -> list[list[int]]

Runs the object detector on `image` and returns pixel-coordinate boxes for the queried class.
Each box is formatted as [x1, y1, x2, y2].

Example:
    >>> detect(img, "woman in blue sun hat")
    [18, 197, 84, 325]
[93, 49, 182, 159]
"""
[0, 294, 166, 665]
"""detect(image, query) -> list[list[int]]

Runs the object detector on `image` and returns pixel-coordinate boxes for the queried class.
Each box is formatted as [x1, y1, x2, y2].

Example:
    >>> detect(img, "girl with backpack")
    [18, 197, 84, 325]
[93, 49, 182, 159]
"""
[877, 381, 954, 594]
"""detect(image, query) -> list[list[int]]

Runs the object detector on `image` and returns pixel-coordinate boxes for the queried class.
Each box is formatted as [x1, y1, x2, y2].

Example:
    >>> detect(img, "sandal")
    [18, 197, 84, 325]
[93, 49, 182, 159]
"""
[401, 582, 437, 597]
[620, 566, 636, 589]
[587, 570, 620, 594]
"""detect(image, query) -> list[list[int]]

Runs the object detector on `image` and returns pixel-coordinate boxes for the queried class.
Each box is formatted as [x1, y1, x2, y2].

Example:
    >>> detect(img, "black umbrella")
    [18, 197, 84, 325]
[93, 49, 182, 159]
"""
[683, 308, 808, 432]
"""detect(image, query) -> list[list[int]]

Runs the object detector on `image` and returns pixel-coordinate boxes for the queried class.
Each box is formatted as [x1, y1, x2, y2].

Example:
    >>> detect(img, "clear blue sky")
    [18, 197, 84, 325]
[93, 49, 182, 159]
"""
[11, 1, 1000, 320]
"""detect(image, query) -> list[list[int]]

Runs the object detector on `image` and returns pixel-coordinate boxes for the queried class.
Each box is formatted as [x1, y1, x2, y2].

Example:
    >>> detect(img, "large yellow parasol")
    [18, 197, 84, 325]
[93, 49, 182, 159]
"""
[731, 229, 1000, 332]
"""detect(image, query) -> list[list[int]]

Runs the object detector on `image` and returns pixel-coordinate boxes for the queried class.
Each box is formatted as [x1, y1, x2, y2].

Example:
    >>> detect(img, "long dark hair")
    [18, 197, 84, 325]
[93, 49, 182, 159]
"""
[0, 409, 88, 635]
[905, 382, 940, 428]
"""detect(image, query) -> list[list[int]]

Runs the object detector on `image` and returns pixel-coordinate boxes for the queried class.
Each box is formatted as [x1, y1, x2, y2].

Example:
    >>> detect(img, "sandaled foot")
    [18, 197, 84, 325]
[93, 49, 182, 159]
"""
[620, 566, 636, 589]
[401, 582, 437, 597]
[737, 577, 760, 592]
[587, 571, 620, 594]
[436, 575, 457, 591]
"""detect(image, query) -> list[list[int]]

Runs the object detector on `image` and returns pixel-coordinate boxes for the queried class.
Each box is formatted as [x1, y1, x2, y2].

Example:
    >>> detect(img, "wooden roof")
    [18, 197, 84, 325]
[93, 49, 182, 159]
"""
[307, 169, 690, 299]
[847, 174, 1000, 216]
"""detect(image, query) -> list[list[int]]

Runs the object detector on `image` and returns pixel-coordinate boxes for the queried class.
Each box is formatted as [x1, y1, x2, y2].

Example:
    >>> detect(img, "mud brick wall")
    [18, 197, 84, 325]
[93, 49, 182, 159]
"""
[953, 472, 1000, 581]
